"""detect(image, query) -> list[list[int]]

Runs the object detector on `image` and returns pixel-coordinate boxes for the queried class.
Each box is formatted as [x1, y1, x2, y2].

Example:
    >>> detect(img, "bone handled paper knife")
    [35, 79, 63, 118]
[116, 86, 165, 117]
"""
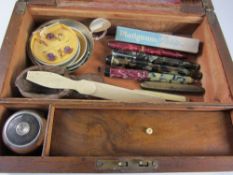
[26, 71, 167, 102]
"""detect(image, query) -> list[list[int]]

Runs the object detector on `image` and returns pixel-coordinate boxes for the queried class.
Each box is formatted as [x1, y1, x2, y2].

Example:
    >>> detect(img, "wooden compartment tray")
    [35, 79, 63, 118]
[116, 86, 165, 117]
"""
[50, 109, 233, 157]
[0, 0, 233, 173]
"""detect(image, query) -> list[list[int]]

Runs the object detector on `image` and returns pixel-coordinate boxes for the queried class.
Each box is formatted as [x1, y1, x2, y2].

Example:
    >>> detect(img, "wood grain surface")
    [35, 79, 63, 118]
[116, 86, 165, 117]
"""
[0, 0, 232, 173]
[0, 4, 230, 104]
[50, 109, 233, 156]
[0, 156, 233, 173]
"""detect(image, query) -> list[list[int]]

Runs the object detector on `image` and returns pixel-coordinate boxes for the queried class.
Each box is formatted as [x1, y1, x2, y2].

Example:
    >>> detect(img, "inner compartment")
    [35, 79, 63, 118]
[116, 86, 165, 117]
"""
[50, 108, 233, 156]
[0, 105, 48, 156]
[1, 5, 232, 104]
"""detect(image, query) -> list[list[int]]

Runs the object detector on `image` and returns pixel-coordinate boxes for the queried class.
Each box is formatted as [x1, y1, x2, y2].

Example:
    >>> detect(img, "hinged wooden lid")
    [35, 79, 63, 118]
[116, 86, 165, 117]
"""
[26, 0, 207, 16]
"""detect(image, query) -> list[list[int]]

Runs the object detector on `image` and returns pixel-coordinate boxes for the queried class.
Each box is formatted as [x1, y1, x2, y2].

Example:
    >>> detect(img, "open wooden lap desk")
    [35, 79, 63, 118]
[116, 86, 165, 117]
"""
[0, 0, 233, 173]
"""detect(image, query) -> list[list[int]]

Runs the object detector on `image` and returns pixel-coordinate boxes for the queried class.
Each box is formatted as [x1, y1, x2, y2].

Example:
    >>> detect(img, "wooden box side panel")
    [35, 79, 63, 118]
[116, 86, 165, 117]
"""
[1, 156, 233, 173]
[0, 2, 34, 98]
[193, 17, 232, 103]
[206, 11, 233, 98]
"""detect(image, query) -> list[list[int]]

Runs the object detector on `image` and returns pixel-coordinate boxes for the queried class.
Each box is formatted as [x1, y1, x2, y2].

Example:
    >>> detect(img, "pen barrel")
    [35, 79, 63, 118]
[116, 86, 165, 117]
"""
[105, 67, 148, 81]
[108, 41, 186, 59]
[141, 81, 205, 94]
[105, 67, 195, 84]
[148, 72, 194, 84]
[112, 50, 200, 70]
[106, 55, 202, 79]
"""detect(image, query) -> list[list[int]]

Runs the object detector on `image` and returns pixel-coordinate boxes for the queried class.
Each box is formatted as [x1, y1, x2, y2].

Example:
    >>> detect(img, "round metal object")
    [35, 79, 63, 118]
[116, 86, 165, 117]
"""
[66, 27, 88, 67]
[145, 128, 153, 135]
[28, 19, 95, 72]
[16, 122, 30, 136]
[2, 110, 46, 154]
[28, 22, 81, 67]
[52, 19, 94, 71]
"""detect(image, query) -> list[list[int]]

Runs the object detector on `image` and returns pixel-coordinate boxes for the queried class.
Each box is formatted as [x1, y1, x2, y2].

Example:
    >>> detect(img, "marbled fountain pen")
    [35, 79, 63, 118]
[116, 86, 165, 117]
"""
[105, 67, 195, 84]
[112, 50, 200, 71]
[106, 55, 202, 80]
[108, 41, 186, 59]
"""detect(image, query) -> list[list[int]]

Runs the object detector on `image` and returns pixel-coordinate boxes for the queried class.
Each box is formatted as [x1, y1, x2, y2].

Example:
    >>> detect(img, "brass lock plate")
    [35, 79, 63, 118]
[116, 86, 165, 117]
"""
[96, 159, 159, 172]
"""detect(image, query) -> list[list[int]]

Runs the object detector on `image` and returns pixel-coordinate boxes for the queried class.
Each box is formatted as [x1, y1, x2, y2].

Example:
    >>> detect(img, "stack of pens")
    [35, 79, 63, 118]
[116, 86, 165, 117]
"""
[104, 41, 205, 94]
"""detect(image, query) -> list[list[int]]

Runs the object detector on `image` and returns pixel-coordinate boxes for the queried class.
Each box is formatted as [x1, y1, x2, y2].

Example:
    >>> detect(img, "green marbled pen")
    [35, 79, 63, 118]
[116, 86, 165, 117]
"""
[112, 50, 200, 71]
[105, 67, 195, 84]
[106, 55, 202, 80]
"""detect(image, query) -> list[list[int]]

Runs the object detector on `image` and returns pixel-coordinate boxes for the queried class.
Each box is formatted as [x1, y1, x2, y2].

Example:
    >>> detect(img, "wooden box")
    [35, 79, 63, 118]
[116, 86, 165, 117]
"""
[0, 0, 233, 173]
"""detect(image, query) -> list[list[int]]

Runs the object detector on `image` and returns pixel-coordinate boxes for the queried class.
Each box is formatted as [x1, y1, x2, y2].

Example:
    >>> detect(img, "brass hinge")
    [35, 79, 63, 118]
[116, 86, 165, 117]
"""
[16, 0, 27, 15]
[24, 0, 57, 6]
[202, 0, 214, 13]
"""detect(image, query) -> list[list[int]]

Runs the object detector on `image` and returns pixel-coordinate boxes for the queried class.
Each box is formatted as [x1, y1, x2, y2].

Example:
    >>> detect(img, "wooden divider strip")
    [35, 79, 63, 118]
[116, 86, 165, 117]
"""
[42, 105, 55, 156]
[0, 98, 233, 111]
[29, 5, 203, 24]
[230, 110, 233, 126]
